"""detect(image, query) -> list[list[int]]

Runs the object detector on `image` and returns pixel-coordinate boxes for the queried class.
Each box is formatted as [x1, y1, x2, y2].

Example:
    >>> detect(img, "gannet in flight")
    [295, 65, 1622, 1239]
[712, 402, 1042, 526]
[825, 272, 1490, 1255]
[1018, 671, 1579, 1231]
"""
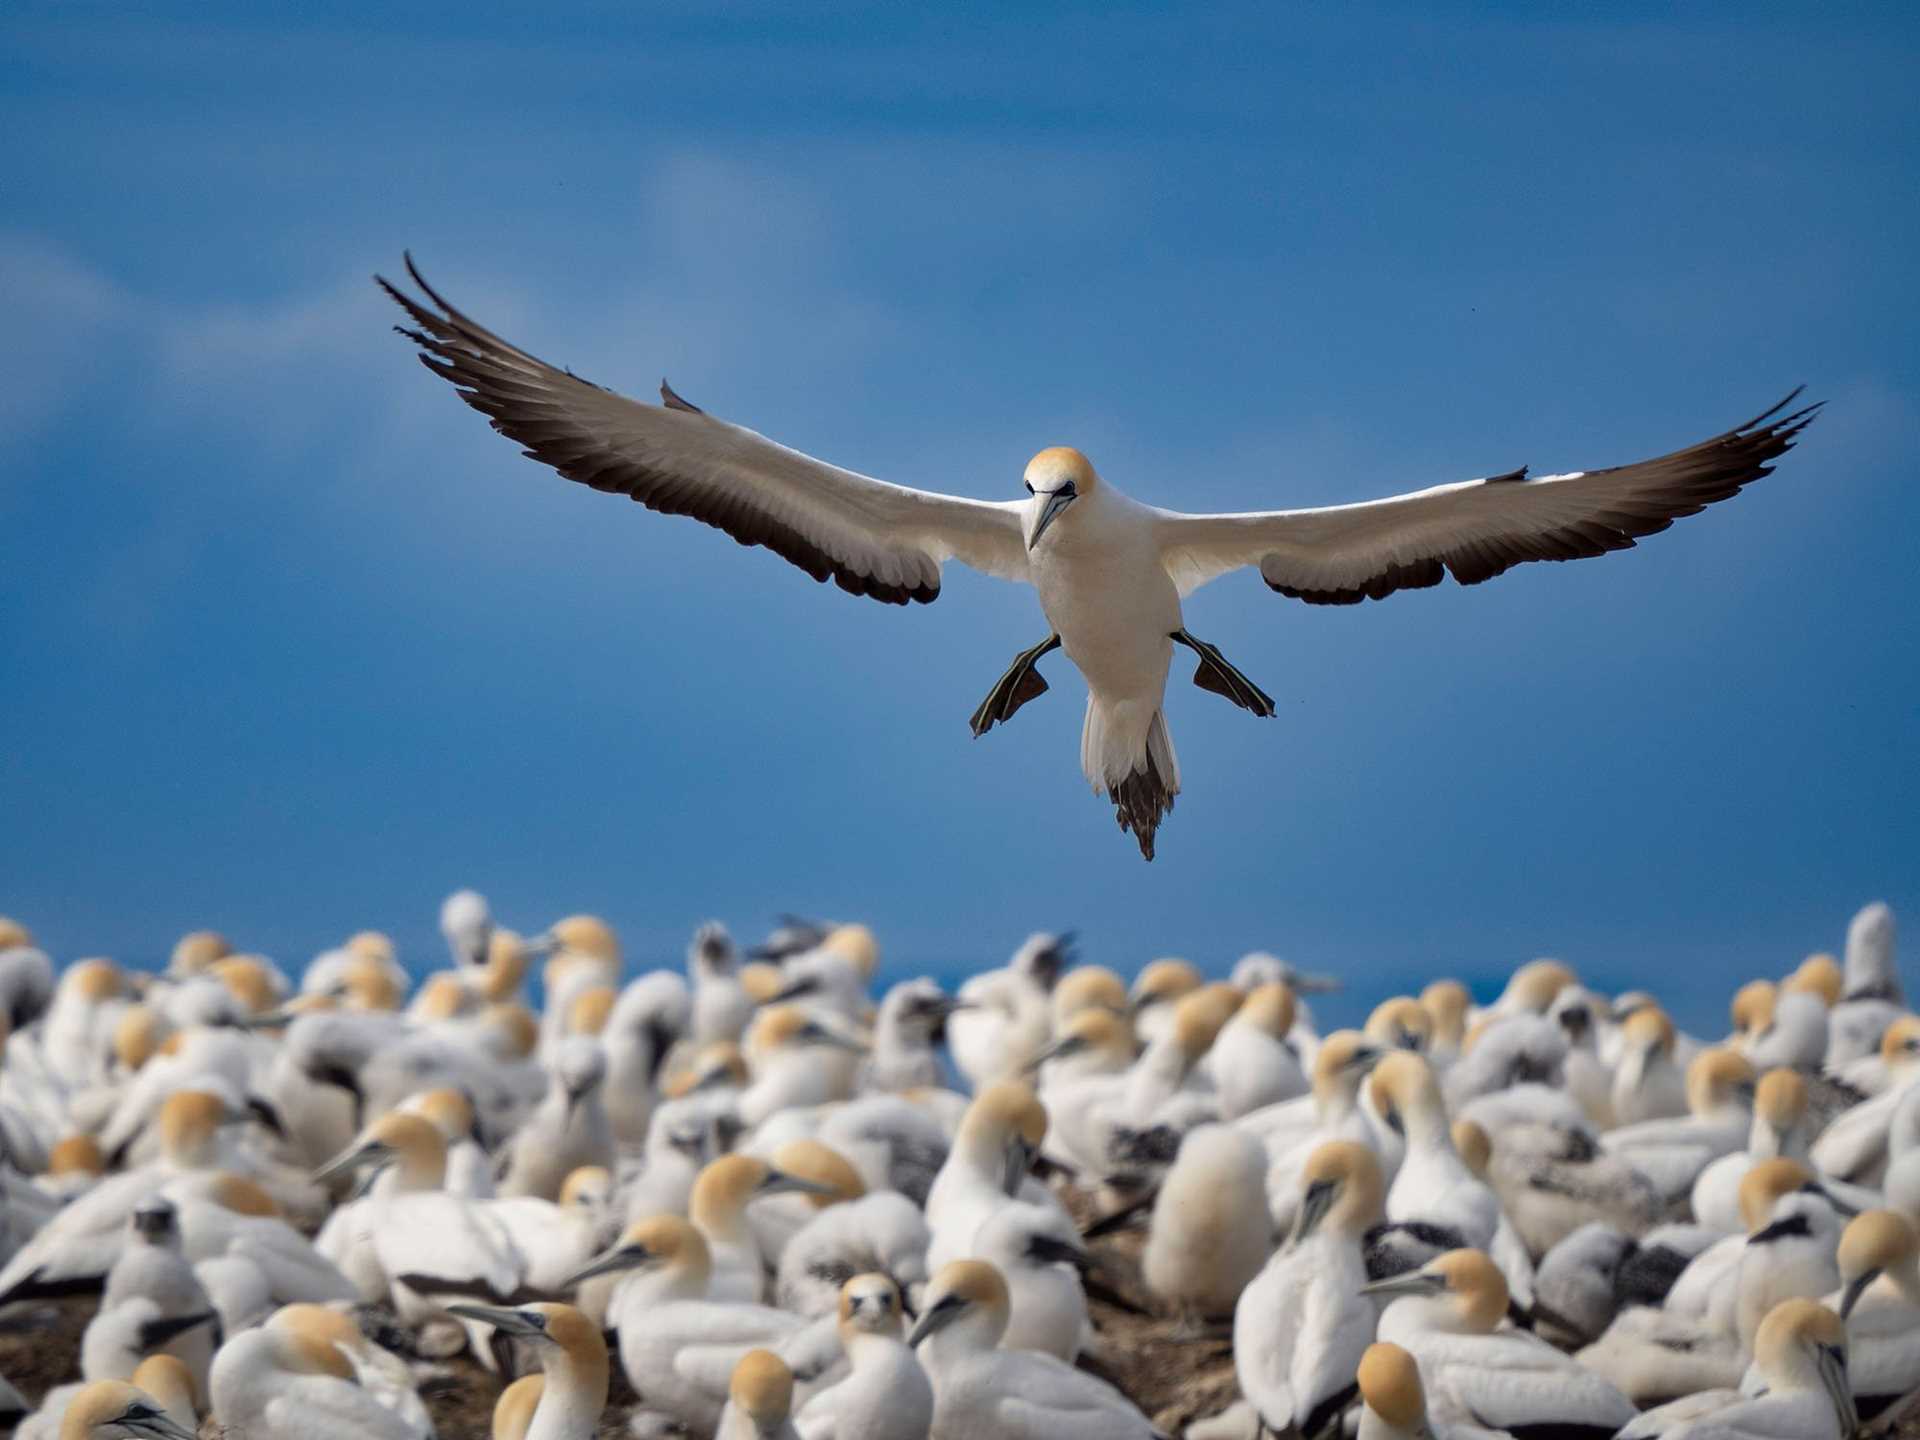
[382, 258, 1818, 858]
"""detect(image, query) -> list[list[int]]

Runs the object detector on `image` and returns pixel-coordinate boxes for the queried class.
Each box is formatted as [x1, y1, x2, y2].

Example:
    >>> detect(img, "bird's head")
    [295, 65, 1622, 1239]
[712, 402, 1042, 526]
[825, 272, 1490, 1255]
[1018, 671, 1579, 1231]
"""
[1022, 447, 1097, 551]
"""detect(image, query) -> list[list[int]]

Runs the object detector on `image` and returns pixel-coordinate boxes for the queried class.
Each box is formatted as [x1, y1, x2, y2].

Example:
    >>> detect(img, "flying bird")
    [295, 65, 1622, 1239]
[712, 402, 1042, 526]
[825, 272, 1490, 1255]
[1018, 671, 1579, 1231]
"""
[380, 257, 1818, 860]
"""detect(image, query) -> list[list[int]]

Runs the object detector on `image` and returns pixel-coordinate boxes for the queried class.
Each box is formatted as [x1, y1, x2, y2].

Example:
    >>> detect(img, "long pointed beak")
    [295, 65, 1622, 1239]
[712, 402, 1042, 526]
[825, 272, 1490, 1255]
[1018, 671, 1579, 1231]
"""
[759, 1169, 838, 1199]
[560, 1244, 650, 1289]
[1840, 1269, 1879, 1321]
[1003, 1137, 1036, 1197]
[312, 1139, 383, 1185]
[803, 1025, 869, 1056]
[1022, 1035, 1084, 1074]
[129, 1411, 201, 1440]
[446, 1303, 557, 1342]
[1360, 1271, 1445, 1301]
[1026, 489, 1075, 551]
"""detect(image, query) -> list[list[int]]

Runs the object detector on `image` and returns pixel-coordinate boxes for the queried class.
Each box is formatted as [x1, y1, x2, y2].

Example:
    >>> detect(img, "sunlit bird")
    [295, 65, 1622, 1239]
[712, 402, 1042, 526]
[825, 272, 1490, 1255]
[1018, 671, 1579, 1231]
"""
[383, 259, 1817, 859]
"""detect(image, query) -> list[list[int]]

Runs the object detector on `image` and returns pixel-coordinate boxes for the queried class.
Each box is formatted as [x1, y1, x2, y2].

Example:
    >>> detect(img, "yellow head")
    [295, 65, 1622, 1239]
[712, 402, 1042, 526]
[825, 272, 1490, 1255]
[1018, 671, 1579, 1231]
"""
[822, 924, 879, 980]
[58, 1380, 196, 1440]
[837, 1272, 906, 1337]
[346, 930, 395, 964]
[1356, 1342, 1426, 1429]
[1838, 1210, 1919, 1286]
[728, 1350, 794, 1429]
[1239, 982, 1298, 1041]
[1451, 1119, 1492, 1179]
[1623, 1007, 1676, 1058]
[549, 915, 620, 967]
[1687, 1047, 1756, 1117]
[1784, 953, 1843, 1007]
[48, 1133, 106, 1178]
[1052, 966, 1128, 1022]
[769, 1140, 865, 1206]
[1505, 959, 1575, 1013]
[1365, 1249, 1508, 1333]
[211, 956, 278, 1014]
[0, 916, 32, 951]
[1739, 1157, 1815, 1234]
[1731, 979, 1779, 1036]
[1171, 989, 1232, 1060]
[968, 1081, 1048, 1150]
[1881, 1016, 1920, 1066]
[1419, 980, 1470, 1044]
[169, 931, 230, 974]
[1312, 1030, 1380, 1091]
[1295, 1139, 1384, 1237]
[1131, 958, 1201, 1013]
[1366, 997, 1431, 1052]
[1755, 1069, 1808, 1135]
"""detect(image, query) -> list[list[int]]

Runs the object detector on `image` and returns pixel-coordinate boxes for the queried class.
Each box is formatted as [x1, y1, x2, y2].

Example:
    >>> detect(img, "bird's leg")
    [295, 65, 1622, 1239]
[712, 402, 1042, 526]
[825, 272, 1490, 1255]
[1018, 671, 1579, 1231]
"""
[1170, 630, 1276, 718]
[969, 634, 1062, 737]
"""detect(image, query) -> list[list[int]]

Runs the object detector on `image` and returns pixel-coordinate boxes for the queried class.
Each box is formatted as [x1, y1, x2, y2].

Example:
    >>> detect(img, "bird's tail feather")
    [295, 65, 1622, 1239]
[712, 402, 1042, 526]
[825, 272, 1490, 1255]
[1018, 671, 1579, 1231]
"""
[1083, 701, 1179, 861]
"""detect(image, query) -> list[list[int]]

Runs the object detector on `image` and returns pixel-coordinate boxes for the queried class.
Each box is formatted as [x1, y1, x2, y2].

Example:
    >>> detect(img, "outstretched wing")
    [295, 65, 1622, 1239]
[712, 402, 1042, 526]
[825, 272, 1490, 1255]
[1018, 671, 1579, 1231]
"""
[381, 257, 1030, 604]
[1155, 393, 1819, 602]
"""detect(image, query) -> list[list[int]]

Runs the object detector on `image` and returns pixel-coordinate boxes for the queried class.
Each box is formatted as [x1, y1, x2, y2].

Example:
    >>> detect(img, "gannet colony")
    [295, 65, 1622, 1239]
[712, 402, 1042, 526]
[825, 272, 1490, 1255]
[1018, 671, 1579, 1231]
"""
[379, 258, 1819, 861]
[0, 897, 1914, 1439]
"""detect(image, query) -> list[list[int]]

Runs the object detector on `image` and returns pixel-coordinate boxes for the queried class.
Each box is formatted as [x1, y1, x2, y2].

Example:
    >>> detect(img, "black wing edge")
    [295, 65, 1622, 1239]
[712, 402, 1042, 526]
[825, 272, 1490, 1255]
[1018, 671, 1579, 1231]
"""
[375, 255, 940, 607]
[1267, 388, 1822, 606]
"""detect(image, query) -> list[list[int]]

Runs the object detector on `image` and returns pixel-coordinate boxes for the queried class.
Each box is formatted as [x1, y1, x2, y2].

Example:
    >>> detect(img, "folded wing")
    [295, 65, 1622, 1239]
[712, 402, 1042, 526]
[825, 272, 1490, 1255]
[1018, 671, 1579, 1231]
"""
[1156, 393, 1818, 602]
[381, 258, 1029, 604]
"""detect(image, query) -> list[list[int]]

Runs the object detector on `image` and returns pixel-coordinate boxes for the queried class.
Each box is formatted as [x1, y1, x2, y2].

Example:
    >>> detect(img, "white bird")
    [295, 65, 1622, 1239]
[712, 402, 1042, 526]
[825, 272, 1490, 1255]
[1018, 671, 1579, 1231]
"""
[439, 889, 494, 970]
[948, 934, 1070, 1088]
[908, 1260, 1166, 1439]
[865, 980, 968, 1094]
[566, 1215, 824, 1438]
[208, 1314, 431, 1440]
[793, 1274, 934, 1440]
[1365, 1249, 1635, 1440]
[263, 1304, 435, 1436]
[1605, 1048, 1758, 1201]
[46, 1379, 198, 1440]
[925, 1082, 1055, 1276]
[1369, 1053, 1501, 1276]
[1810, 1016, 1920, 1186]
[1207, 983, 1307, 1119]
[311, 1112, 526, 1346]
[690, 1154, 838, 1304]
[1821, 1209, 1920, 1421]
[1234, 1141, 1382, 1439]
[497, 1036, 613, 1201]
[383, 261, 1816, 859]
[968, 1202, 1093, 1362]
[1827, 902, 1902, 1068]
[84, 1199, 215, 1392]
[1619, 1298, 1854, 1440]
[446, 1303, 610, 1440]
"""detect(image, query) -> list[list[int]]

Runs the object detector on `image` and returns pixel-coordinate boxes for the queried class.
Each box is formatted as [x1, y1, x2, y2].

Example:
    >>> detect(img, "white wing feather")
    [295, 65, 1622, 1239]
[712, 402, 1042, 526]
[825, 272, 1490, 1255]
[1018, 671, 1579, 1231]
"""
[383, 259, 1029, 603]
[1154, 395, 1817, 602]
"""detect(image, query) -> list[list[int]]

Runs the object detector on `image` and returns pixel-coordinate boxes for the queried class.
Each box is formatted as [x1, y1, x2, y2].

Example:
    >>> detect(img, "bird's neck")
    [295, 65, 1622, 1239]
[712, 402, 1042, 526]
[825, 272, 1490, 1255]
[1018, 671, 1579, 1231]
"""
[530, 1350, 609, 1440]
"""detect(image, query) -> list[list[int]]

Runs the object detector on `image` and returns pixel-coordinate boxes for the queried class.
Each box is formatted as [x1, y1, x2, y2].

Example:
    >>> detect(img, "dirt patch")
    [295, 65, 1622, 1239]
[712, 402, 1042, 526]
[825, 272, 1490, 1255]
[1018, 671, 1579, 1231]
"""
[0, 1296, 93, 1410]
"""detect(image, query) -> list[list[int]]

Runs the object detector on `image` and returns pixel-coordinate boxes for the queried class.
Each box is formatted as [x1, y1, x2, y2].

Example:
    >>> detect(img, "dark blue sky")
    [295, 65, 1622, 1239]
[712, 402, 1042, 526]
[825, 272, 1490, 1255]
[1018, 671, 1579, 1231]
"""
[3, 2, 1914, 1029]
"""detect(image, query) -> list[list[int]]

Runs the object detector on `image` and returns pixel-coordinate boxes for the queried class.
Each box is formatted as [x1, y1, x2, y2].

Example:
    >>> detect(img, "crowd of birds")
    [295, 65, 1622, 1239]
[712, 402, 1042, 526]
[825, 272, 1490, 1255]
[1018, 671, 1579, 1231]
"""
[0, 896, 1913, 1440]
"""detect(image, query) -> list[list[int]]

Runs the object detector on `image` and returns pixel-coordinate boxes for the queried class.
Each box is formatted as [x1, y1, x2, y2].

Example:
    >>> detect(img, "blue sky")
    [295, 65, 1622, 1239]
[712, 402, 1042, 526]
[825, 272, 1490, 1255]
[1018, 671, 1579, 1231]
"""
[3, 2, 1915, 1030]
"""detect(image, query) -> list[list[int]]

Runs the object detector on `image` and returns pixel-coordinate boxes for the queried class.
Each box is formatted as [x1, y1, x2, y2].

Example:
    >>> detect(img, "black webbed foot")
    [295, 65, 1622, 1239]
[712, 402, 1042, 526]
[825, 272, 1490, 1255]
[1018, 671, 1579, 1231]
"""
[969, 634, 1062, 737]
[1171, 629, 1276, 718]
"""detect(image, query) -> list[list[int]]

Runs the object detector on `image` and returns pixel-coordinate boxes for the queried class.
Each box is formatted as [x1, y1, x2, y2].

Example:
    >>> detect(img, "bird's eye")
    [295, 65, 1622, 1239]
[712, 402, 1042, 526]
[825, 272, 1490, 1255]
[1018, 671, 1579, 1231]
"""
[1024, 481, 1035, 494]
[1060, 481, 1076, 497]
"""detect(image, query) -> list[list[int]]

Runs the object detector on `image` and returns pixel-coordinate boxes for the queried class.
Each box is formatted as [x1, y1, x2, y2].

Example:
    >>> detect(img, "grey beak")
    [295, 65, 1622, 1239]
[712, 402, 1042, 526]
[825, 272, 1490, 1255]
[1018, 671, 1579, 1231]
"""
[446, 1303, 558, 1343]
[312, 1139, 386, 1185]
[759, 1168, 838, 1199]
[560, 1243, 652, 1289]
[906, 1295, 966, 1349]
[1360, 1270, 1446, 1301]
[1026, 488, 1076, 550]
